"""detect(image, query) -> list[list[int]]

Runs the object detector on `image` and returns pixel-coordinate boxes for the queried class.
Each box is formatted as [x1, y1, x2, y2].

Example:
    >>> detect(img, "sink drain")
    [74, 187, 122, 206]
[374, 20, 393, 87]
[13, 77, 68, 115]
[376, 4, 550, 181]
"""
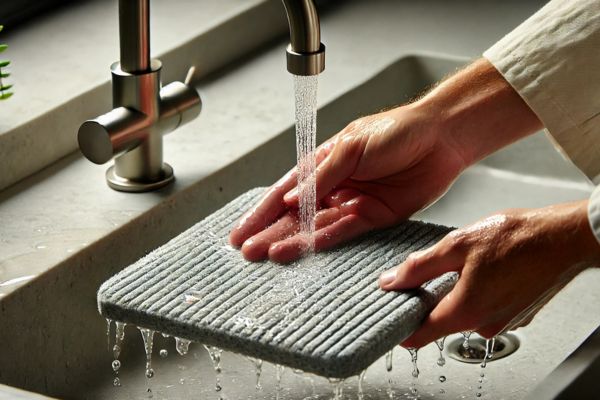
[446, 333, 520, 363]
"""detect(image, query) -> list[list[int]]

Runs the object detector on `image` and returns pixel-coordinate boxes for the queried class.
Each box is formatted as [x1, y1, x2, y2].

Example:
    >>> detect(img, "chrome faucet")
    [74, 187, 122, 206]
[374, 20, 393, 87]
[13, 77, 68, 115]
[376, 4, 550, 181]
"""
[282, 0, 325, 76]
[77, 0, 201, 192]
[78, 0, 324, 192]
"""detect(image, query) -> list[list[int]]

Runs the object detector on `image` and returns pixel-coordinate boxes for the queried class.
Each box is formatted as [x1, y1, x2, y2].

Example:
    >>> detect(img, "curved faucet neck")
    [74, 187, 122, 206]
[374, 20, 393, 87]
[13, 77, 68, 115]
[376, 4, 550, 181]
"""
[281, 0, 326, 76]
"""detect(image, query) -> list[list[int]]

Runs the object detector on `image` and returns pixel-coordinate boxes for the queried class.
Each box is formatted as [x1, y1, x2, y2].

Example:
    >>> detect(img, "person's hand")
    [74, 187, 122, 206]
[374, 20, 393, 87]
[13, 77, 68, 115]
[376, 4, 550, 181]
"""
[229, 103, 468, 263]
[230, 59, 543, 263]
[378, 200, 600, 348]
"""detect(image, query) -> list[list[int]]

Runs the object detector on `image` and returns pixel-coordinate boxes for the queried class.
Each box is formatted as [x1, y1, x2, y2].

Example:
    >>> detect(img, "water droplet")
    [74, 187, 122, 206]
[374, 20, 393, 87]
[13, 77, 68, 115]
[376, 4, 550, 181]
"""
[439, 375, 446, 383]
[159, 349, 168, 358]
[145, 368, 154, 379]
[385, 349, 393, 372]
[111, 360, 121, 371]
[113, 377, 121, 387]
[175, 337, 191, 355]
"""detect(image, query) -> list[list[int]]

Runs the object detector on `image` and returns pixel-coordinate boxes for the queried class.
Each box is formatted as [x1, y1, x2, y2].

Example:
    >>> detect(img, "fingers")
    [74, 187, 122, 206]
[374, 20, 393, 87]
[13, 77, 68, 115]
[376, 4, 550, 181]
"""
[243, 208, 342, 263]
[240, 212, 299, 261]
[284, 138, 362, 206]
[269, 214, 372, 264]
[379, 237, 464, 290]
[229, 168, 297, 247]
[401, 288, 468, 348]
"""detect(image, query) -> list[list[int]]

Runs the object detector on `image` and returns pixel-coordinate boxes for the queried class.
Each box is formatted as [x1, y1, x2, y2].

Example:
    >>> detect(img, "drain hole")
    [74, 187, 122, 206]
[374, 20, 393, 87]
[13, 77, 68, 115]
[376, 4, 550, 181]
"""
[446, 333, 520, 364]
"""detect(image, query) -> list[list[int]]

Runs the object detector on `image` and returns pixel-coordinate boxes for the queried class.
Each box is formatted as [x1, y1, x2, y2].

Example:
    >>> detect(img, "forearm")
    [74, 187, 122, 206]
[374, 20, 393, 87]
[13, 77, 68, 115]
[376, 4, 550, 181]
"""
[414, 58, 543, 166]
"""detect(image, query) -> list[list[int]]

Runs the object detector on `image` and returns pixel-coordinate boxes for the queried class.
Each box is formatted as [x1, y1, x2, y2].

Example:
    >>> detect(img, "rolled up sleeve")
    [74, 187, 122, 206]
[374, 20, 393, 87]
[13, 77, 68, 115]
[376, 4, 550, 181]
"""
[484, 0, 600, 184]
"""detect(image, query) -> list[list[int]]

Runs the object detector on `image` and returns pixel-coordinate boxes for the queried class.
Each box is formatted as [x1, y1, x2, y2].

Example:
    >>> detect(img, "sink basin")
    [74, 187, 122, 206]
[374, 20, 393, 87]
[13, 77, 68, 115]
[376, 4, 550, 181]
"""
[0, 54, 598, 400]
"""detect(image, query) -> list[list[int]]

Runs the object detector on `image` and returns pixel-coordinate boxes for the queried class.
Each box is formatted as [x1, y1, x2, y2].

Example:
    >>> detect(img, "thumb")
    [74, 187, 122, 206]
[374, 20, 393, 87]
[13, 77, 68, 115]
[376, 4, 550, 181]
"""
[379, 238, 464, 290]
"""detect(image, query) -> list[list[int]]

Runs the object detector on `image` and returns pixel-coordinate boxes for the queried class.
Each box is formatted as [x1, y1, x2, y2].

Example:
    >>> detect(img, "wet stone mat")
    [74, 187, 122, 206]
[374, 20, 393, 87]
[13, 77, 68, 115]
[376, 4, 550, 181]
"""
[98, 187, 458, 378]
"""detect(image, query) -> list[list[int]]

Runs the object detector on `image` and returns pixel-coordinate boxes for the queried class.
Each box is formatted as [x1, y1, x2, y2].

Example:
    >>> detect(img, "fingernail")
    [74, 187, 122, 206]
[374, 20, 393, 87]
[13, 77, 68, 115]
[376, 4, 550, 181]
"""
[284, 188, 298, 203]
[379, 268, 397, 287]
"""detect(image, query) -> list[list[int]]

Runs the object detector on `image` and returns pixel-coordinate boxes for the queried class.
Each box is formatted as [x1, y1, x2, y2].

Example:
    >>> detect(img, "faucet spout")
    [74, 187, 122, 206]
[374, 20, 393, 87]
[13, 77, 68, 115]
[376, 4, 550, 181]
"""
[281, 0, 325, 76]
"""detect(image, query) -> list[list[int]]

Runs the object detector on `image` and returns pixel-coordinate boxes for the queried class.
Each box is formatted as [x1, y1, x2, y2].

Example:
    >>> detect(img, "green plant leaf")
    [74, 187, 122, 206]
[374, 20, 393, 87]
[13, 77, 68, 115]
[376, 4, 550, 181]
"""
[0, 92, 13, 100]
[1, 84, 13, 91]
[0, 72, 10, 78]
[0, 60, 8, 68]
[0, 25, 3, 33]
[0, 44, 7, 53]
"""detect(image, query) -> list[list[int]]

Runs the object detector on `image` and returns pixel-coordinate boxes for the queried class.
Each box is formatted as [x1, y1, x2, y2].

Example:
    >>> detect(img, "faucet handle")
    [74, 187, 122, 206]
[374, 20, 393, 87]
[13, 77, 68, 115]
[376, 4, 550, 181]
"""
[159, 79, 202, 134]
[78, 107, 149, 164]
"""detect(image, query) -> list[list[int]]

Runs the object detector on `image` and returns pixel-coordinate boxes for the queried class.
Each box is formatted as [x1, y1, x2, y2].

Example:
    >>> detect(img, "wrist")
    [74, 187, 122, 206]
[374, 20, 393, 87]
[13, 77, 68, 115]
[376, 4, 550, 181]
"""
[537, 201, 600, 266]
[414, 58, 543, 166]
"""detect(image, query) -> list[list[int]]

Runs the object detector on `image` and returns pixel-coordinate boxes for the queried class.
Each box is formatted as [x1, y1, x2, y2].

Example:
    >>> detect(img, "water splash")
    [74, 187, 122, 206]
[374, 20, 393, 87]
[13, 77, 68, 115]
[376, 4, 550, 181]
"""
[293, 74, 318, 253]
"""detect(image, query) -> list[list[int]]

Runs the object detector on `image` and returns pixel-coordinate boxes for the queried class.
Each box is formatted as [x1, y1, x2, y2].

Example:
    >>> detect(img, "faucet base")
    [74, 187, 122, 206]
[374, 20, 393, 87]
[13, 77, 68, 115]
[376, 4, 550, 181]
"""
[105, 163, 174, 193]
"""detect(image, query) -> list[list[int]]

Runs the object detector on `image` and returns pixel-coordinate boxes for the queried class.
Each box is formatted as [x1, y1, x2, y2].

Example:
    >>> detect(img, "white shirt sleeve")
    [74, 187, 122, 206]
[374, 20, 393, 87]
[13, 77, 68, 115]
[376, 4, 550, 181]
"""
[483, 0, 600, 184]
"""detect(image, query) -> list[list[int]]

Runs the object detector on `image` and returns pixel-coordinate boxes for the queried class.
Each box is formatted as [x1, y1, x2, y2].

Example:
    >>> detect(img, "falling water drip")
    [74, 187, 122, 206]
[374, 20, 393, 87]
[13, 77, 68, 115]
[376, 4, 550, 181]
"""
[462, 331, 473, 350]
[293, 74, 318, 253]
[159, 349, 168, 358]
[247, 357, 263, 390]
[328, 378, 344, 400]
[106, 319, 113, 352]
[435, 337, 446, 367]
[139, 328, 155, 380]
[357, 370, 367, 400]
[111, 321, 126, 387]
[384, 349, 395, 398]
[435, 337, 447, 394]
[276, 364, 285, 400]
[203, 345, 223, 393]
[385, 349, 393, 372]
[174, 337, 191, 355]
[138, 328, 155, 398]
[476, 337, 496, 398]
[113, 322, 126, 359]
[407, 348, 419, 399]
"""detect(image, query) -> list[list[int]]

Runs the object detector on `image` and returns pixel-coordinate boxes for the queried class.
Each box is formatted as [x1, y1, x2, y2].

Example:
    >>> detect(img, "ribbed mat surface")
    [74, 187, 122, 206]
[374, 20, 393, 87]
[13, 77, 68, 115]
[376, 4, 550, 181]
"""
[98, 188, 457, 378]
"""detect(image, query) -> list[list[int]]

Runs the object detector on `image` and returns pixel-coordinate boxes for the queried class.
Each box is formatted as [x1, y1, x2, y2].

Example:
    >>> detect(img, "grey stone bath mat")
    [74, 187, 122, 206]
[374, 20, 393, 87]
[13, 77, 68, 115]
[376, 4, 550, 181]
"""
[98, 188, 457, 378]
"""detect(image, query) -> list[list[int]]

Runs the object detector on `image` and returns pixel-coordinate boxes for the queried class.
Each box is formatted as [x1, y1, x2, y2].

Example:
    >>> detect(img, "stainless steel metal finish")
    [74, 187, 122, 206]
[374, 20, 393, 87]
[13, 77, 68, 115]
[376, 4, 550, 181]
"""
[446, 333, 521, 364]
[282, 0, 325, 75]
[119, 0, 150, 73]
[78, 0, 201, 192]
